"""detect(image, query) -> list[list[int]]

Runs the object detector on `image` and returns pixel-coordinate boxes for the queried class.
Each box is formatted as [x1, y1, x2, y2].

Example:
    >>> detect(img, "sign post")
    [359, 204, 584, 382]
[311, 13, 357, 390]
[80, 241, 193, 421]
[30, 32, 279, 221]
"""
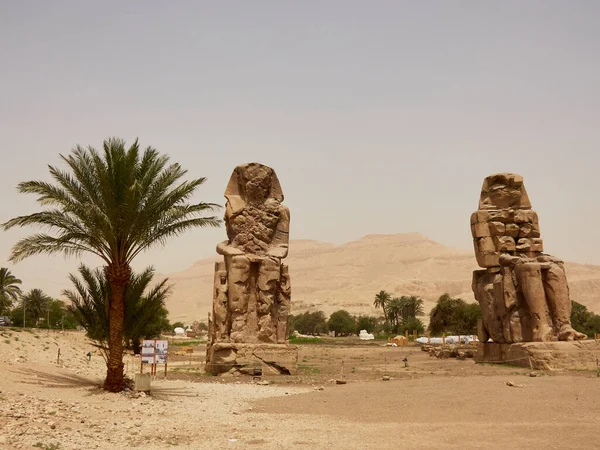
[141, 339, 168, 378]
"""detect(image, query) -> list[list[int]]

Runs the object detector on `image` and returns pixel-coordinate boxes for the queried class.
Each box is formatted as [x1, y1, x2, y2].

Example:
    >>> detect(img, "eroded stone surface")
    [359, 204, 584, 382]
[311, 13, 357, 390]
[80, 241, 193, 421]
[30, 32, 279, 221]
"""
[475, 341, 600, 370]
[206, 163, 297, 374]
[471, 173, 586, 343]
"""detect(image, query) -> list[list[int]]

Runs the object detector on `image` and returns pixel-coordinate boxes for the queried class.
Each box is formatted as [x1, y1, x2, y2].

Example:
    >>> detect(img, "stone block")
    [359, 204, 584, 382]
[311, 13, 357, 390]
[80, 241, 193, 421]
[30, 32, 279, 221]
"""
[206, 343, 298, 376]
[487, 209, 514, 223]
[531, 238, 544, 252]
[505, 223, 519, 238]
[516, 238, 531, 252]
[476, 237, 496, 253]
[134, 373, 151, 392]
[471, 210, 491, 225]
[488, 222, 505, 236]
[471, 222, 491, 238]
[514, 210, 533, 223]
[518, 223, 533, 238]
[476, 252, 500, 268]
[494, 236, 515, 252]
[475, 341, 600, 371]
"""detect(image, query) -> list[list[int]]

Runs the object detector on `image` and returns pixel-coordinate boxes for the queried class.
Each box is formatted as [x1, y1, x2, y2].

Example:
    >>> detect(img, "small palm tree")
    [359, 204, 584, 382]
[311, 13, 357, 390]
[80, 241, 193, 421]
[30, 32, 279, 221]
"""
[21, 288, 51, 326]
[0, 268, 22, 314]
[373, 290, 391, 323]
[399, 296, 424, 323]
[64, 265, 171, 359]
[3, 138, 220, 391]
[387, 297, 403, 333]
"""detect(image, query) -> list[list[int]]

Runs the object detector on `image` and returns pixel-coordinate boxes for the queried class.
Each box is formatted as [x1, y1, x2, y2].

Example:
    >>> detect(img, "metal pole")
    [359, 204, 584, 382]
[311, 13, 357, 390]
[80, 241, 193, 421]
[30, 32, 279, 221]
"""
[23, 300, 25, 330]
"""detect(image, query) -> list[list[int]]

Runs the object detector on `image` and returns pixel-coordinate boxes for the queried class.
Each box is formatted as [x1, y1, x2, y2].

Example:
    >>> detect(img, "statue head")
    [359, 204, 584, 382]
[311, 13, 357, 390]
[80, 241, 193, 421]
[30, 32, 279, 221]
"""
[224, 162, 283, 212]
[239, 163, 273, 204]
[478, 173, 531, 210]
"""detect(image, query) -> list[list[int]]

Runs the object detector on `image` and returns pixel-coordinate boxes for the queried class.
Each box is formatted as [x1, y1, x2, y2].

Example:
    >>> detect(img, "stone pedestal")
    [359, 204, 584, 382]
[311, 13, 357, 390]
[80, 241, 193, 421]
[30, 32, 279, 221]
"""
[134, 373, 151, 392]
[475, 340, 600, 370]
[206, 343, 298, 376]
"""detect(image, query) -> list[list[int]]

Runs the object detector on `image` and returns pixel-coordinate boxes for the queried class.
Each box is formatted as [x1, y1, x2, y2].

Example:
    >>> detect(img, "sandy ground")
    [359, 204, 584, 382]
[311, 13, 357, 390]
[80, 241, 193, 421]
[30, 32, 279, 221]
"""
[1, 330, 599, 450]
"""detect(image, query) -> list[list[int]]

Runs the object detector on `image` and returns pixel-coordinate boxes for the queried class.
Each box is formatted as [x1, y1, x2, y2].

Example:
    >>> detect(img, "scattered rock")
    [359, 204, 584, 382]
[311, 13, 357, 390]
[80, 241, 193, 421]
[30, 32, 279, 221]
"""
[335, 379, 347, 385]
[506, 380, 524, 388]
[382, 376, 391, 381]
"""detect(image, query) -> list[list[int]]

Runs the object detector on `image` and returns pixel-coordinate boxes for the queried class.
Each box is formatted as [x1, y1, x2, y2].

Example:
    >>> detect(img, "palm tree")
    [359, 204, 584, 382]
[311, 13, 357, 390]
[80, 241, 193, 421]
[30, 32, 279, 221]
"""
[0, 268, 22, 314]
[2, 138, 220, 391]
[21, 288, 51, 326]
[399, 296, 424, 323]
[64, 265, 171, 359]
[373, 290, 391, 323]
[387, 297, 403, 333]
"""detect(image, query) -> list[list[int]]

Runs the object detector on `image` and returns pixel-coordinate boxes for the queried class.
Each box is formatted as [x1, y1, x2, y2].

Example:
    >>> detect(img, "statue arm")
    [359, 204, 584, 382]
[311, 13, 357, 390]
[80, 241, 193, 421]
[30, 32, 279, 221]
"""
[267, 205, 290, 259]
[216, 241, 244, 256]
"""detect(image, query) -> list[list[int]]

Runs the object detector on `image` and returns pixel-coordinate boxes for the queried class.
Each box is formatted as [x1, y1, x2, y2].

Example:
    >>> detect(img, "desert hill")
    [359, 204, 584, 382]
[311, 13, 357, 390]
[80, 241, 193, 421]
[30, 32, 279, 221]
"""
[163, 233, 600, 323]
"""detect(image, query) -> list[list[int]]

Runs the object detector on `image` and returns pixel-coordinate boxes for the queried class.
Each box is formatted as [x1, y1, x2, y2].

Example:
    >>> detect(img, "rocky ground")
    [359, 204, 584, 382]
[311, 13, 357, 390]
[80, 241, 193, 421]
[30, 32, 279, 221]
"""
[1, 329, 599, 449]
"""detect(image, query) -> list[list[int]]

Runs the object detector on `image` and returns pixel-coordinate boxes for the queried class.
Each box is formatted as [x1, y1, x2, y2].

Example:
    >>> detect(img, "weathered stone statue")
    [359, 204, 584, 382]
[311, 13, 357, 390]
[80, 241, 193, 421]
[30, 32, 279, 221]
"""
[471, 173, 586, 343]
[205, 163, 297, 375]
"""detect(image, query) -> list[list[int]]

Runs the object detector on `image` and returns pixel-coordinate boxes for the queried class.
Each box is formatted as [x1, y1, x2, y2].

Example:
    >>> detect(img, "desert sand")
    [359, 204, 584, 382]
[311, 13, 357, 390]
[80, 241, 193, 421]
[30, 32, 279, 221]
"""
[1, 329, 599, 450]
[163, 233, 600, 323]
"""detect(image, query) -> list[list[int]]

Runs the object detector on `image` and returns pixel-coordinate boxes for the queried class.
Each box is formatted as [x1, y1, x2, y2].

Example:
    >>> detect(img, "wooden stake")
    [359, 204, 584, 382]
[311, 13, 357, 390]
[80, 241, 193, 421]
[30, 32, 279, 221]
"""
[442, 333, 446, 346]
[427, 331, 431, 344]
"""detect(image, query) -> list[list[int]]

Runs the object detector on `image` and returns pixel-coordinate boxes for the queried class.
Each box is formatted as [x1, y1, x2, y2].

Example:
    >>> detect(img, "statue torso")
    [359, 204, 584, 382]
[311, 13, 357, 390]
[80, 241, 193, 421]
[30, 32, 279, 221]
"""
[227, 201, 281, 255]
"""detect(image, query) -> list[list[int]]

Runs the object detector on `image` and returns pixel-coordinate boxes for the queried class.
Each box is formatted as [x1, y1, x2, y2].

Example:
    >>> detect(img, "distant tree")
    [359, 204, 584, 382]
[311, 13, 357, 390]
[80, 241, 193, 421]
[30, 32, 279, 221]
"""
[327, 310, 356, 336]
[21, 289, 52, 326]
[571, 301, 600, 337]
[172, 321, 185, 330]
[386, 298, 402, 333]
[48, 299, 78, 329]
[373, 291, 391, 323]
[355, 315, 378, 334]
[399, 317, 425, 335]
[429, 293, 480, 335]
[289, 311, 328, 335]
[197, 322, 208, 332]
[0, 268, 22, 314]
[399, 296, 424, 322]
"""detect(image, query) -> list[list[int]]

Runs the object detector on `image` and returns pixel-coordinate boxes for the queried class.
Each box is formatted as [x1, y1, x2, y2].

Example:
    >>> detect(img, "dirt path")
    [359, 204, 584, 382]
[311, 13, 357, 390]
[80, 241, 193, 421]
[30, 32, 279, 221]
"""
[1, 331, 599, 449]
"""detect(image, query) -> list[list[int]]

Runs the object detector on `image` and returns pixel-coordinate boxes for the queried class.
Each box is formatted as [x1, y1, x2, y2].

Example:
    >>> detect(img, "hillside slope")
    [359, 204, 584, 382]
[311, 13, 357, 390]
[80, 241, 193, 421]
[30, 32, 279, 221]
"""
[163, 233, 600, 323]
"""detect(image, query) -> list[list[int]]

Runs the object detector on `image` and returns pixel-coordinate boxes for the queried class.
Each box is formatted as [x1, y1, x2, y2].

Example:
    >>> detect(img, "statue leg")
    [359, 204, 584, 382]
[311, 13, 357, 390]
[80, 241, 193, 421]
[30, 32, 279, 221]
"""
[515, 262, 553, 342]
[543, 263, 587, 341]
[227, 256, 250, 342]
[277, 265, 291, 343]
[472, 269, 505, 343]
[212, 262, 229, 342]
[256, 258, 280, 342]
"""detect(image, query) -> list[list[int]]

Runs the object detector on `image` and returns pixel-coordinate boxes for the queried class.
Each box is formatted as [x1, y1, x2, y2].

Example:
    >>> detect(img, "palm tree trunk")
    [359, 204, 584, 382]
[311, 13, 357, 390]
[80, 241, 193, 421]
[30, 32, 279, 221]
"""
[104, 263, 131, 392]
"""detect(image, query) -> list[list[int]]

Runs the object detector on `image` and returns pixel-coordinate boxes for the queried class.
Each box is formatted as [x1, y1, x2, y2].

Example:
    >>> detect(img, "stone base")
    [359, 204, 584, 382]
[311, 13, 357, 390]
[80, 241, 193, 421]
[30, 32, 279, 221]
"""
[475, 340, 600, 370]
[134, 373, 151, 392]
[206, 343, 298, 376]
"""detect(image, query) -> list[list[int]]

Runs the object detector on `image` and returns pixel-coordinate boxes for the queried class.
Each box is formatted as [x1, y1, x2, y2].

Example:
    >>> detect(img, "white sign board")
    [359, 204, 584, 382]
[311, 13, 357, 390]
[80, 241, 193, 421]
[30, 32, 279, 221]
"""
[141, 339, 168, 364]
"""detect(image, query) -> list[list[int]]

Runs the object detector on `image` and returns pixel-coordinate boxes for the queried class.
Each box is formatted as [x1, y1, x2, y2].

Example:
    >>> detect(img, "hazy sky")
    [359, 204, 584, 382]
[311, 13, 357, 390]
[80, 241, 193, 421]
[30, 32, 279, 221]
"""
[1, 1, 599, 298]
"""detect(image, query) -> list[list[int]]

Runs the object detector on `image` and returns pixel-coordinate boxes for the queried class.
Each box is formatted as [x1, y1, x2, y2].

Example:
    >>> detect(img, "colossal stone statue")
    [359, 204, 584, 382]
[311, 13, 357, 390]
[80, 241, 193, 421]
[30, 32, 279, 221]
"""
[205, 163, 297, 375]
[471, 173, 586, 343]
